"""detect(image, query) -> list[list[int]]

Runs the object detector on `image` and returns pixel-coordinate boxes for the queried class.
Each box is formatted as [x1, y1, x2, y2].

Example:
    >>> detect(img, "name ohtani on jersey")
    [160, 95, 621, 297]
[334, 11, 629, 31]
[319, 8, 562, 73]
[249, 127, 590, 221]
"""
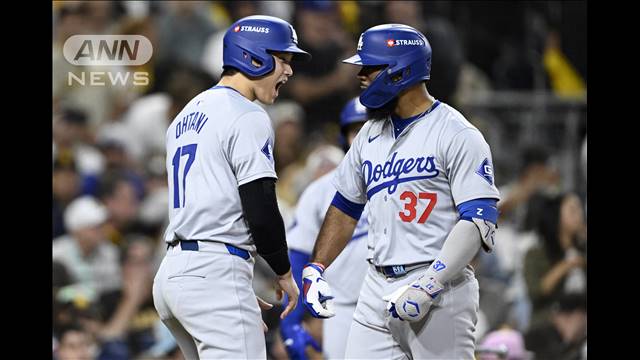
[363, 151, 439, 198]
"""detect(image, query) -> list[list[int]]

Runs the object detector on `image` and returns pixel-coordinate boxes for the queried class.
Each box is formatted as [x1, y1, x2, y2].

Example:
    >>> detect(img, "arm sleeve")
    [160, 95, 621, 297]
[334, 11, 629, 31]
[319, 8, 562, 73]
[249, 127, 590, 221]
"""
[226, 111, 278, 186]
[444, 128, 501, 205]
[426, 220, 482, 284]
[238, 177, 290, 276]
[280, 249, 311, 328]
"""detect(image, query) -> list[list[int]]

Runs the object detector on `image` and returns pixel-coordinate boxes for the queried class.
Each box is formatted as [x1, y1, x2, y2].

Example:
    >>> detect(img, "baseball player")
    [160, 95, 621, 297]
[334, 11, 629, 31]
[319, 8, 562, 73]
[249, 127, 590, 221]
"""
[152, 15, 310, 359]
[302, 24, 500, 359]
[280, 98, 370, 360]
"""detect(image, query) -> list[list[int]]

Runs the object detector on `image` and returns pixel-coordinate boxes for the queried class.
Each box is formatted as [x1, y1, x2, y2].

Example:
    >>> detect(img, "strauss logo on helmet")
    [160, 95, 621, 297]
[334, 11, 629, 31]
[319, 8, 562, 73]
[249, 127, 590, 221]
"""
[386, 39, 395, 47]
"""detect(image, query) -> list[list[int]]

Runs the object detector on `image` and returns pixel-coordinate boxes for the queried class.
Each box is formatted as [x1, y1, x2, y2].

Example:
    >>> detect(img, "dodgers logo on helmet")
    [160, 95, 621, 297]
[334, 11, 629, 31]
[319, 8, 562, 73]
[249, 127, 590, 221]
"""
[289, 25, 299, 45]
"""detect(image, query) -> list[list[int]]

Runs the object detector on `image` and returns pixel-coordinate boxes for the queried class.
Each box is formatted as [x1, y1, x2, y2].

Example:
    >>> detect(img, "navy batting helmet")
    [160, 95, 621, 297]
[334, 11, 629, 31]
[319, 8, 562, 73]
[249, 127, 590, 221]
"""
[343, 24, 431, 109]
[223, 15, 311, 77]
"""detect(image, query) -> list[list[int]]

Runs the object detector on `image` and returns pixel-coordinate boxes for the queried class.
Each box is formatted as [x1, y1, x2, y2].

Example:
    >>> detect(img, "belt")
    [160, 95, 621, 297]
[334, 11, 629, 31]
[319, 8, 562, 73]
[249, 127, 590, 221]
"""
[167, 240, 250, 260]
[369, 260, 433, 278]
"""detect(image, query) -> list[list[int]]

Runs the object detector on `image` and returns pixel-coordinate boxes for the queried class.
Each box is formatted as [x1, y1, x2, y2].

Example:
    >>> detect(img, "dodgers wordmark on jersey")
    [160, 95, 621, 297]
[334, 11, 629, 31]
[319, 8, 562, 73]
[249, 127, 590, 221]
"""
[333, 101, 501, 266]
[163, 85, 277, 251]
[287, 170, 369, 305]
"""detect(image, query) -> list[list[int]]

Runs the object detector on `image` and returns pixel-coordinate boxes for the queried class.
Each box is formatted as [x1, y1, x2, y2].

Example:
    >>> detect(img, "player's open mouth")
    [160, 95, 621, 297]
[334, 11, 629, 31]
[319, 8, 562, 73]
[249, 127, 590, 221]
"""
[275, 79, 287, 92]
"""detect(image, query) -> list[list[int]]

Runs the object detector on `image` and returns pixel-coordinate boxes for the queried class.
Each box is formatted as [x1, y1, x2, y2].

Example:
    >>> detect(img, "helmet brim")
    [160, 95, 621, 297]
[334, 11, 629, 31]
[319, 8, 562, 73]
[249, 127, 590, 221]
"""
[342, 53, 389, 66]
[342, 54, 362, 65]
[271, 45, 312, 62]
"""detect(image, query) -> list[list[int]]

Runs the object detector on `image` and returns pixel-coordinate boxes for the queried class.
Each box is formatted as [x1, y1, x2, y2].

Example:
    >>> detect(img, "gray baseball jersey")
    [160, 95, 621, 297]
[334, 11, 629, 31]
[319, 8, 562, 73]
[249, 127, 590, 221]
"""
[163, 86, 276, 251]
[333, 101, 500, 266]
[154, 85, 277, 359]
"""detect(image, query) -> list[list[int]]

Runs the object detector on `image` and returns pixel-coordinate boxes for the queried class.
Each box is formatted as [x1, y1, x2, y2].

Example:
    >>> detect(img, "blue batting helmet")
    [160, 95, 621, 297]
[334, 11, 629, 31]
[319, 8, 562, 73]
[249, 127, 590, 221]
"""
[339, 97, 368, 131]
[343, 24, 431, 109]
[338, 97, 368, 150]
[223, 15, 311, 77]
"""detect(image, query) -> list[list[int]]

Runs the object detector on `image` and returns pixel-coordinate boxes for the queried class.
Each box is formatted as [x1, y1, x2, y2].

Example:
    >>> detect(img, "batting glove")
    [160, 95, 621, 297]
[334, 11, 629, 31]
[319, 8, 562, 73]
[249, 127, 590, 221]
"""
[302, 263, 335, 318]
[280, 323, 322, 360]
[382, 275, 444, 322]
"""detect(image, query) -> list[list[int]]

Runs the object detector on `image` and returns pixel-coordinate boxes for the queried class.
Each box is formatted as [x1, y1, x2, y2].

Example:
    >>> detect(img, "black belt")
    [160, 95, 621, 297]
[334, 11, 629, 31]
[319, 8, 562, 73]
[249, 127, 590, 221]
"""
[167, 240, 250, 260]
[370, 260, 433, 278]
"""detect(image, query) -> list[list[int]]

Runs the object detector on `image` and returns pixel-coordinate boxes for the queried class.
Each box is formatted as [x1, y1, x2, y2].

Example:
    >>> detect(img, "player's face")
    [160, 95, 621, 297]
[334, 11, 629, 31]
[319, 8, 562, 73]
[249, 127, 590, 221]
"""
[254, 52, 293, 105]
[357, 65, 386, 90]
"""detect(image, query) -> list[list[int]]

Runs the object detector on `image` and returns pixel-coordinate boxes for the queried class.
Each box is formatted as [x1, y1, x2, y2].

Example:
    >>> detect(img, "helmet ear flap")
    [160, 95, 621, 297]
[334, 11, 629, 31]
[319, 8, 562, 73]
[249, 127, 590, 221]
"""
[244, 52, 263, 69]
[237, 48, 274, 76]
[385, 67, 411, 85]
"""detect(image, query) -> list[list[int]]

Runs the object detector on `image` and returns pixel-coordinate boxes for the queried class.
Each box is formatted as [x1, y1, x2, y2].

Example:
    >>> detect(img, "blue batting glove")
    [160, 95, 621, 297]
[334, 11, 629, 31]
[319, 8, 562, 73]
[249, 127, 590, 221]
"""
[280, 324, 322, 360]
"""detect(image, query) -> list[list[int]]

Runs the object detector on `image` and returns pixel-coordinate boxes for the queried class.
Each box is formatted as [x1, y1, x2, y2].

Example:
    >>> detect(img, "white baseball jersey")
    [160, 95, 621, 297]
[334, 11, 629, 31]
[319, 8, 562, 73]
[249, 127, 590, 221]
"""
[287, 170, 369, 305]
[333, 101, 500, 266]
[163, 86, 276, 251]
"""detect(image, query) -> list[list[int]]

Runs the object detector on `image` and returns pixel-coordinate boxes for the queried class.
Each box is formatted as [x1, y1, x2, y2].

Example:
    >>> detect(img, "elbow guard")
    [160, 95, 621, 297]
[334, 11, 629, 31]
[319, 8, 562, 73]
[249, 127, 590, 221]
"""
[458, 198, 498, 252]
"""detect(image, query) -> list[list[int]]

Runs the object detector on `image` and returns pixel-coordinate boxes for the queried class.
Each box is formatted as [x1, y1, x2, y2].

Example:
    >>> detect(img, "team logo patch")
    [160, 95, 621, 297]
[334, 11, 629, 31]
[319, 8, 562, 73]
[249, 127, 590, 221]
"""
[476, 158, 494, 185]
[261, 139, 273, 161]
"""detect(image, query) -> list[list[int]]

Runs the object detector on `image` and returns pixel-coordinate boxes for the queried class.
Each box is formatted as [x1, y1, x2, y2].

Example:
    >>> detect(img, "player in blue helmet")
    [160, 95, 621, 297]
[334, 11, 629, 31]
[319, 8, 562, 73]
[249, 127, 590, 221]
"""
[302, 24, 500, 359]
[281, 97, 370, 360]
[338, 97, 369, 152]
[153, 15, 310, 359]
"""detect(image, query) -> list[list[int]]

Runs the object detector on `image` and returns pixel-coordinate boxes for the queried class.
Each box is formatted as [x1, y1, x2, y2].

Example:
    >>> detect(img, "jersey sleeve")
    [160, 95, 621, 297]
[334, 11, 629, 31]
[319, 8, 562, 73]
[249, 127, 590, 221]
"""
[444, 128, 501, 206]
[331, 123, 369, 204]
[225, 110, 278, 186]
[286, 182, 325, 254]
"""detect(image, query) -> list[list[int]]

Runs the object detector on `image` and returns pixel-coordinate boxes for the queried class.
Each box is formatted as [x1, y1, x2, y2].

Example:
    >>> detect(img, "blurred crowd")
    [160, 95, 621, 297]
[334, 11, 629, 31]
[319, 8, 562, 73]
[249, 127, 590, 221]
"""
[52, 1, 586, 359]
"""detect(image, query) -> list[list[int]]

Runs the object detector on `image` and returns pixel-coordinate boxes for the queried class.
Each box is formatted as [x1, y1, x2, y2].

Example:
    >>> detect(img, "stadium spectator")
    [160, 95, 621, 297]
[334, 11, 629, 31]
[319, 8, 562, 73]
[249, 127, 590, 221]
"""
[524, 192, 587, 328]
[525, 294, 587, 360]
[53, 196, 122, 300]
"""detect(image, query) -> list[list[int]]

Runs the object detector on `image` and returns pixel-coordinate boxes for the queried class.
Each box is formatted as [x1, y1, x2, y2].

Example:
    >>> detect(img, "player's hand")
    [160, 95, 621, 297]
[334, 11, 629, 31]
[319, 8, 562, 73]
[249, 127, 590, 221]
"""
[280, 323, 322, 360]
[276, 270, 300, 320]
[302, 263, 335, 318]
[382, 275, 444, 322]
[256, 296, 273, 332]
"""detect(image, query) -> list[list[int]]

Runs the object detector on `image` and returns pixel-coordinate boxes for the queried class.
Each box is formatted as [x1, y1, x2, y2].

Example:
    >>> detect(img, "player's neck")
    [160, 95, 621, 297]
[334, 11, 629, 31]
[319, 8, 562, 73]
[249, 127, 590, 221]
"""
[217, 75, 256, 102]
[394, 85, 434, 119]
